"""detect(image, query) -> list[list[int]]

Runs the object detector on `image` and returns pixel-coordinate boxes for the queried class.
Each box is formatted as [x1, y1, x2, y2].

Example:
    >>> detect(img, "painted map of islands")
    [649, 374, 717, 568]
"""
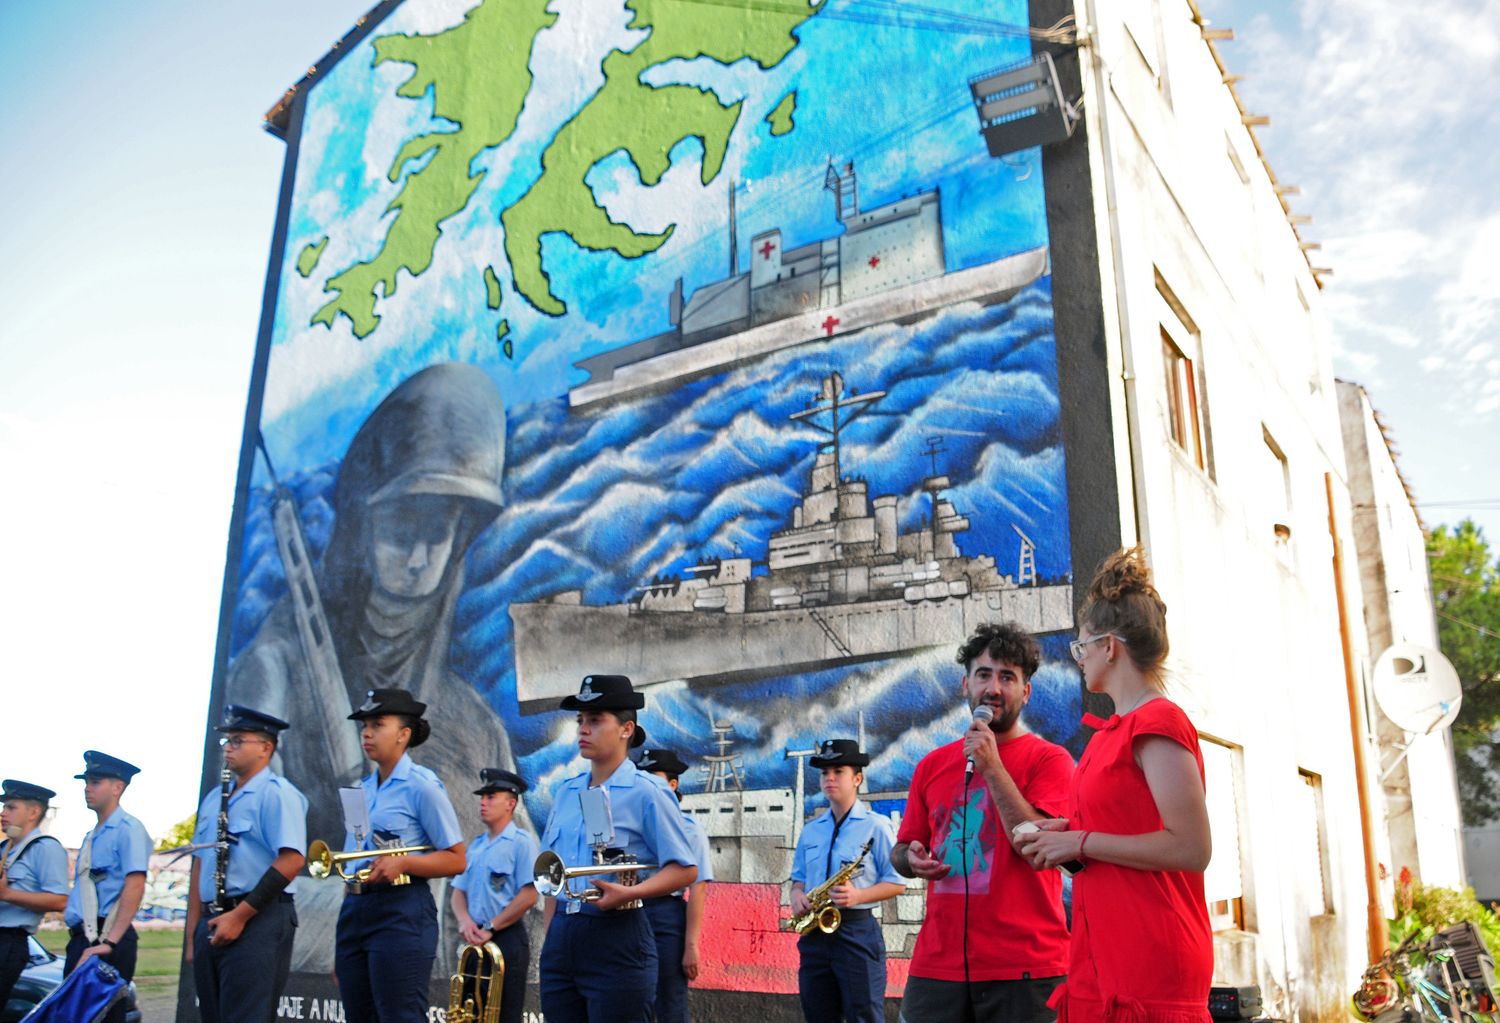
[305, 0, 821, 351]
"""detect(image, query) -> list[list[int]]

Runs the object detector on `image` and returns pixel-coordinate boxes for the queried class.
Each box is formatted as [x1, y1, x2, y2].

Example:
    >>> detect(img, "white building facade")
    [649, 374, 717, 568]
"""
[1068, 0, 1465, 1018]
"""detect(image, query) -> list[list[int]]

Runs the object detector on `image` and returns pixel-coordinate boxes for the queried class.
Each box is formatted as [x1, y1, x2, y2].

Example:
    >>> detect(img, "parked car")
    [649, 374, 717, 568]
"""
[1, 936, 141, 1023]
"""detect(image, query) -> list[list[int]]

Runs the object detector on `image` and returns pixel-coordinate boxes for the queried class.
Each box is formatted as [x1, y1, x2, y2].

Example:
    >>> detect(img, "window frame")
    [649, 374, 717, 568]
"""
[1154, 274, 1213, 478]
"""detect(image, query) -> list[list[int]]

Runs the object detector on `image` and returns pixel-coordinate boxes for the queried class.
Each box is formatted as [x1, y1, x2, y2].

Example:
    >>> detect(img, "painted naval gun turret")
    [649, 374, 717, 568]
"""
[568, 161, 1048, 408]
[510, 372, 1074, 707]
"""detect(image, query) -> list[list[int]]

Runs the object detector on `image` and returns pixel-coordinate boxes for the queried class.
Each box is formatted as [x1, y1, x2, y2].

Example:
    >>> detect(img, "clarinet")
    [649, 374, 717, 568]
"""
[213, 753, 232, 914]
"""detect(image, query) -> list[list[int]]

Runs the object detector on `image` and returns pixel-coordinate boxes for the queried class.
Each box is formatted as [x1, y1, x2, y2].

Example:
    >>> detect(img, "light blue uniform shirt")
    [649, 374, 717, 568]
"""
[0, 834, 70, 932]
[191, 767, 308, 901]
[790, 799, 902, 891]
[342, 753, 464, 868]
[453, 821, 540, 927]
[540, 759, 698, 912]
[673, 811, 713, 896]
[64, 808, 152, 927]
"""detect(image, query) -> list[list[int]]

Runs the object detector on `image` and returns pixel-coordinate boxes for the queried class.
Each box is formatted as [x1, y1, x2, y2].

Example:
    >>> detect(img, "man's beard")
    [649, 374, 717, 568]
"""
[976, 701, 1023, 734]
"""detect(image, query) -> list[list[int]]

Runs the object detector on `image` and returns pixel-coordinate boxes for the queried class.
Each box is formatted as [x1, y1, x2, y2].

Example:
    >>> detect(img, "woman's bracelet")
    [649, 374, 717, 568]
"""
[1078, 831, 1092, 860]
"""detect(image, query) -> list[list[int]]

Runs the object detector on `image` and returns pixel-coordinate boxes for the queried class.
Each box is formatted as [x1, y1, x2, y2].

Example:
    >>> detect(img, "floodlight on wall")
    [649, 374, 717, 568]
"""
[970, 52, 1079, 157]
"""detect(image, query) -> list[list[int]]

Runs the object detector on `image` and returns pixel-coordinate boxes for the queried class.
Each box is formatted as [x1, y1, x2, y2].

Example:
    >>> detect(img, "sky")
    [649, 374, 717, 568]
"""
[1196, 0, 1500, 537]
[1, 0, 1495, 847]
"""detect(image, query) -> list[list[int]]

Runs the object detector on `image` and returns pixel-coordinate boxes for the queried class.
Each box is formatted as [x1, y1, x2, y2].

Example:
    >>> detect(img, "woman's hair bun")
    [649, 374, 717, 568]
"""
[1088, 547, 1157, 604]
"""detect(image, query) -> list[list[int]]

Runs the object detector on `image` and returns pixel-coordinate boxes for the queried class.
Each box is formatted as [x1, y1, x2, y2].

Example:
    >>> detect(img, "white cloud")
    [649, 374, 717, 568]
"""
[1203, 0, 1500, 510]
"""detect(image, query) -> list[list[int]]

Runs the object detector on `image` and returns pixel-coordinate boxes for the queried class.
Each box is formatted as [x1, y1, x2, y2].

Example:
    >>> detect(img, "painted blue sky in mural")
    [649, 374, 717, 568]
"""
[259, 0, 1046, 472]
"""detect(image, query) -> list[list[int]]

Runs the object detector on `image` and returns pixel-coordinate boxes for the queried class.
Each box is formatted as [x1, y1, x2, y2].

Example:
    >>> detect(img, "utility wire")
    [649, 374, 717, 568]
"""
[1435, 609, 1500, 642]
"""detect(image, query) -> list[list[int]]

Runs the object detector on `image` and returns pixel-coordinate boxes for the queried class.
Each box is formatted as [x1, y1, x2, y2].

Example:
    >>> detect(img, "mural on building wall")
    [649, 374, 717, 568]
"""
[206, 0, 1090, 1009]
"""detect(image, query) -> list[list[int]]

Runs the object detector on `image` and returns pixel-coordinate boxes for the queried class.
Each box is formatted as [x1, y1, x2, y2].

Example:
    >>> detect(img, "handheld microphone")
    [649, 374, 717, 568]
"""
[965, 705, 995, 777]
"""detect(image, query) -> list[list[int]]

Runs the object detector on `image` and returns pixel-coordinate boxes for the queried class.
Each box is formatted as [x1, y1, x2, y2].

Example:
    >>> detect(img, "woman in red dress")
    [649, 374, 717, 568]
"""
[1015, 548, 1213, 1023]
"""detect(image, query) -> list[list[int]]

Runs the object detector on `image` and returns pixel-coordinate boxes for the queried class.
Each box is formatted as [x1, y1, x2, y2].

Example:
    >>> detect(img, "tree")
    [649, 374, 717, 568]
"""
[155, 813, 196, 852]
[1430, 520, 1500, 825]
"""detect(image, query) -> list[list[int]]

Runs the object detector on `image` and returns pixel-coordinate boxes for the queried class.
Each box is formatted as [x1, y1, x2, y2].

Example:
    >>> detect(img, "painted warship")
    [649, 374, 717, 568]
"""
[511, 371, 1074, 707]
[568, 161, 1048, 408]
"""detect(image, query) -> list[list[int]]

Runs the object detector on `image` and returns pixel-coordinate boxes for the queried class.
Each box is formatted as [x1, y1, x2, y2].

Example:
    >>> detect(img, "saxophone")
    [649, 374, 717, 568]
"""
[784, 837, 875, 936]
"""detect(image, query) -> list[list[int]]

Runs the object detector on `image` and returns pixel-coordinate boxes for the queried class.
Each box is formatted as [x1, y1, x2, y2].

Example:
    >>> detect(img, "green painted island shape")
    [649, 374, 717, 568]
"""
[309, 0, 820, 338]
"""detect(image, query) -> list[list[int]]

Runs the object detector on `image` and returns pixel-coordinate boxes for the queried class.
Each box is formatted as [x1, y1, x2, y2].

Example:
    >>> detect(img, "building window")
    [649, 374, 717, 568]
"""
[1156, 274, 1212, 476]
[1295, 770, 1334, 915]
[1202, 737, 1248, 931]
[1225, 135, 1250, 185]
[1261, 427, 1293, 564]
[1161, 329, 1205, 469]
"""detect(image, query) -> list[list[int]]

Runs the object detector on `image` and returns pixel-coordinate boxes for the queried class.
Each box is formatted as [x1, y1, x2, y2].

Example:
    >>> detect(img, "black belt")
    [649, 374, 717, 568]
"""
[344, 880, 427, 897]
[203, 893, 294, 915]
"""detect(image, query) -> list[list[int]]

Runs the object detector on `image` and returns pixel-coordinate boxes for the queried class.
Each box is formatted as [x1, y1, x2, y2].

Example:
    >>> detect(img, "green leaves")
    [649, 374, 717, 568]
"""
[1429, 520, 1500, 824]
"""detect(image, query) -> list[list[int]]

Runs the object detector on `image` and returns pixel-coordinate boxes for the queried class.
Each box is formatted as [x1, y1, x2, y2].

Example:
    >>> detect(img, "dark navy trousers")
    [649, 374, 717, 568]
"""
[540, 908, 658, 1023]
[797, 910, 885, 1023]
[0, 929, 29, 1009]
[193, 898, 297, 1023]
[64, 921, 138, 1023]
[644, 897, 688, 1023]
[335, 883, 437, 1023]
[490, 920, 531, 1023]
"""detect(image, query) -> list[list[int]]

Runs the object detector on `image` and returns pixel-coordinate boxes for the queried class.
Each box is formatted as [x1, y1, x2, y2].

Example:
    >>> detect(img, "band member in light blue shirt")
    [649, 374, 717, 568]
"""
[538, 675, 698, 1023]
[336, 688, 465, 1023]
[63, 750, 151, 1023]
[789, 739, 905, 1023]
[185, 706, 308, 1023]
[453, 769, 538, 1023]
[635, 747, 715, 1023]
[0, 780, 69, 1006]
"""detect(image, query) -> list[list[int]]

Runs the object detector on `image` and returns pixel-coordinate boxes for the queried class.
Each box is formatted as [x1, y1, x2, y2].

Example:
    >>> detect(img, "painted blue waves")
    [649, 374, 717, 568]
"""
[230, 280, 1084, 819]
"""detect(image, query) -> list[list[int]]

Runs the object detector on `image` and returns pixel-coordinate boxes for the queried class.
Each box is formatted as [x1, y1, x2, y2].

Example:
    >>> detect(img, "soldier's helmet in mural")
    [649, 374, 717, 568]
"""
[320, 361, 506, 684]
[225, 361, 521, 973]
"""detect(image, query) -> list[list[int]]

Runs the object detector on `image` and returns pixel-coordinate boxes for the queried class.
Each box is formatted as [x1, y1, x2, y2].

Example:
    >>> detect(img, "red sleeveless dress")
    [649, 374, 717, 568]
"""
[1048, 699, 1213, 1023]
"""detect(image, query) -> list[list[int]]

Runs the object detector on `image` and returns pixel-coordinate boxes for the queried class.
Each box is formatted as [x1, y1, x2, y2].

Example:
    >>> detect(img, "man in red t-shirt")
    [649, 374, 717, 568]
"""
[892, 623, 1074, 1023]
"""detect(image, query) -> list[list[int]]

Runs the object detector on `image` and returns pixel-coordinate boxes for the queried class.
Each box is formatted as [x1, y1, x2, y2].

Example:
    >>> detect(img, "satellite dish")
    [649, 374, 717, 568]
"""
[1372, 643, 1462, 734]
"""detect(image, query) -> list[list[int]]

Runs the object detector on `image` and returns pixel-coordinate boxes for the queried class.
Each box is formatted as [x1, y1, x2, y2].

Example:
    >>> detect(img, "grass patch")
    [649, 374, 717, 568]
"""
[37, 928, 186, 977]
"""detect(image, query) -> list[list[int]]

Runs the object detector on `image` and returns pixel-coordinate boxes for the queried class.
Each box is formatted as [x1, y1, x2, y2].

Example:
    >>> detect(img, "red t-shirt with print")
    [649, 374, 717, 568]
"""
[897, 732, 1075, 981]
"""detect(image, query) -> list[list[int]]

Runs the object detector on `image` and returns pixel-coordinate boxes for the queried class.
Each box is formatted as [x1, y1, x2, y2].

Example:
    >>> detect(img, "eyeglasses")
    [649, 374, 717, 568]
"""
[218, 736, 270, 749]
[1069, 634, 1122, 662]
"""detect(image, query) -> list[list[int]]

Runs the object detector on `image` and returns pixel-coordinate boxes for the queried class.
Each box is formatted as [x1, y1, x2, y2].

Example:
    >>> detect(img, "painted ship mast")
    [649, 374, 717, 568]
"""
[701, 722, 746, 793]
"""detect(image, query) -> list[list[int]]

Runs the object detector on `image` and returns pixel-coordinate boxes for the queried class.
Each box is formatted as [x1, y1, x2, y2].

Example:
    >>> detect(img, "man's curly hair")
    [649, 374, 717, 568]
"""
[955, 622, 1040, 679]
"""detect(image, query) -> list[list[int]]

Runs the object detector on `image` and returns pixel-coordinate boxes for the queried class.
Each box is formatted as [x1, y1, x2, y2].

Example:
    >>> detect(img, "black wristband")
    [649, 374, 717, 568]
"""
[243, 866, 292, 912]
[99, 938, 116, 950]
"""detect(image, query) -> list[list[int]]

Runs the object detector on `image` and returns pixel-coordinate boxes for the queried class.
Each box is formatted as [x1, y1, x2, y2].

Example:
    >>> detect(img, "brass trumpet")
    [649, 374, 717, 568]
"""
[533, 850, 656, 910]
[448, 941, 504, 1023]
[306, 838, 433, 884]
